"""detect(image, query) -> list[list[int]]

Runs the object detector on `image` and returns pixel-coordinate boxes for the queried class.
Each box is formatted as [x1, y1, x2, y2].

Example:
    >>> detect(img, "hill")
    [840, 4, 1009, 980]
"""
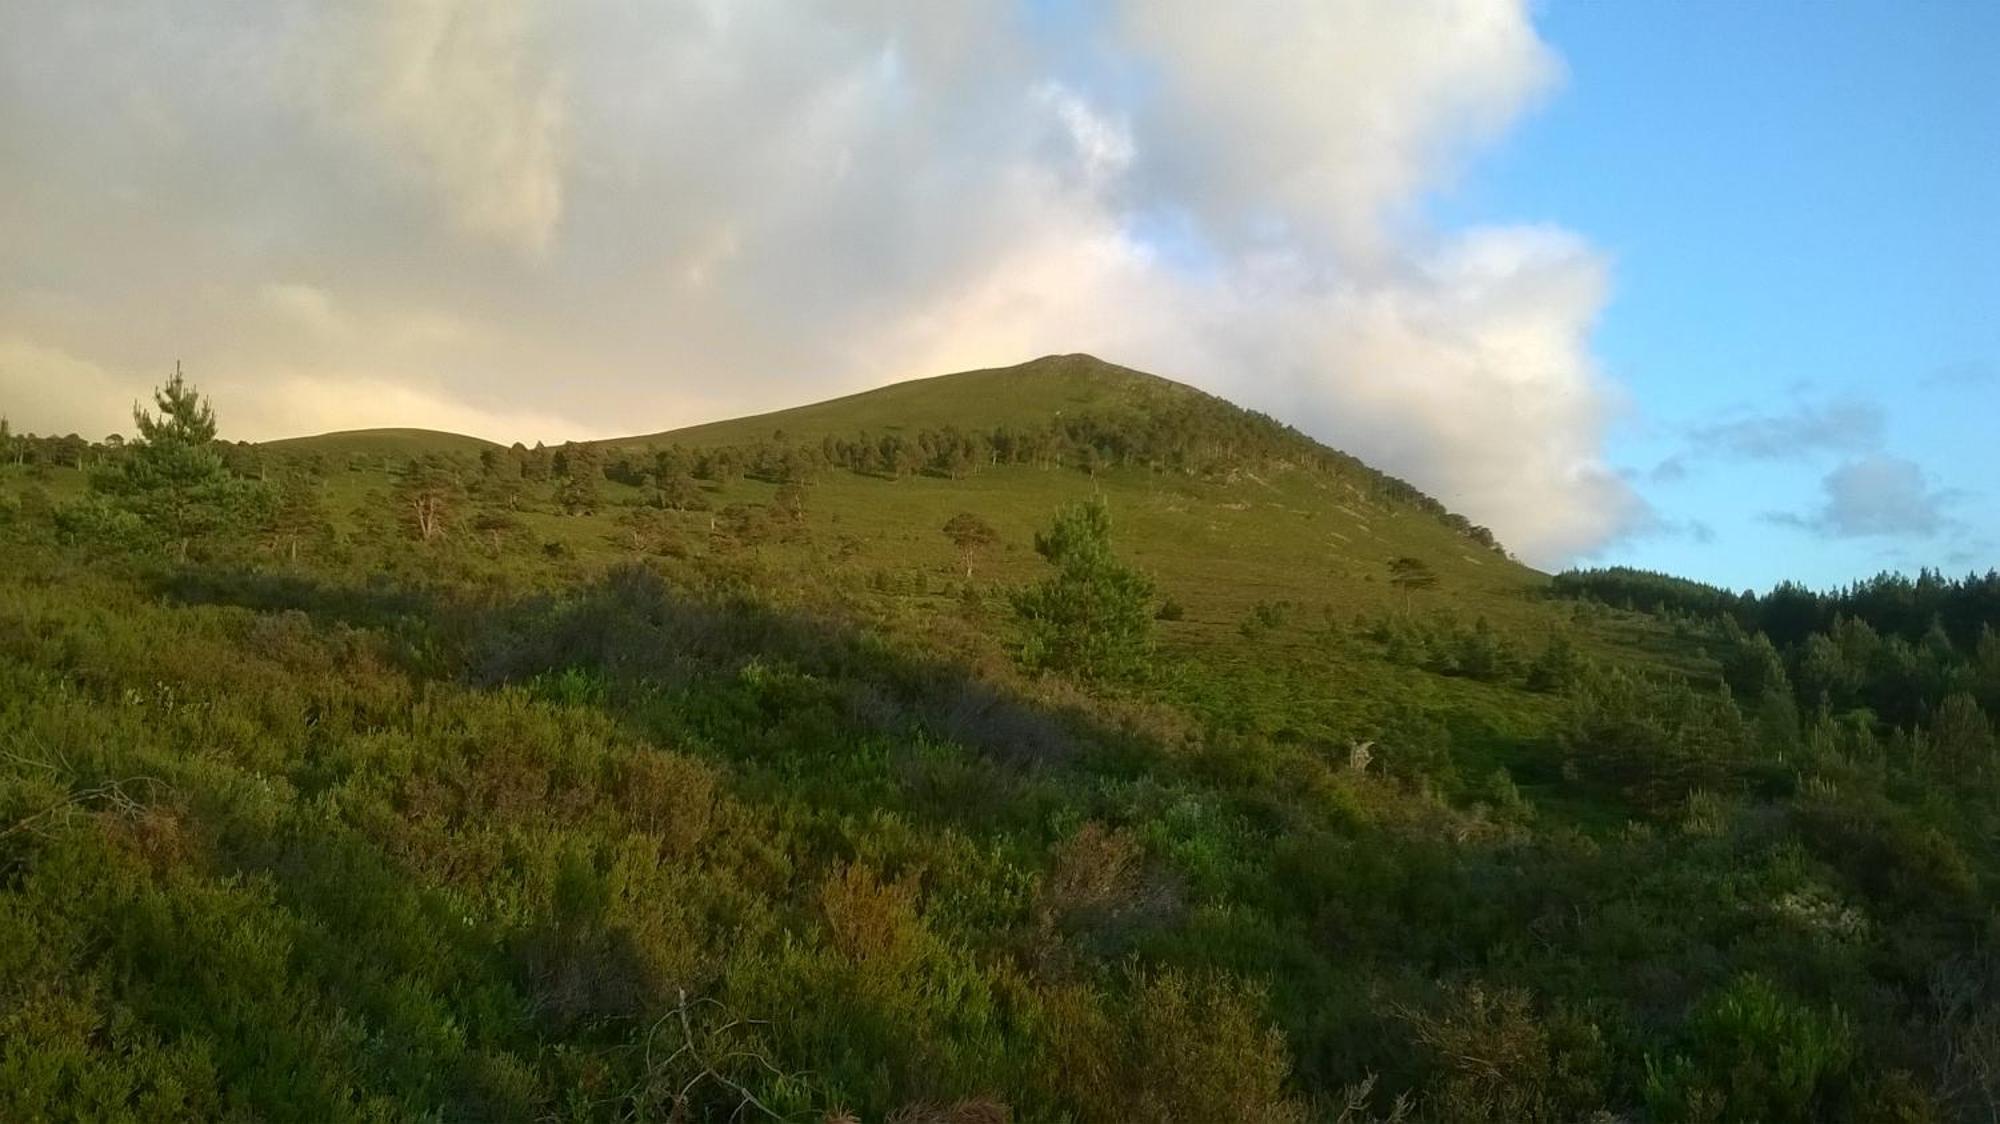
[606, 353, 1209, 449]
[2, 360, 1996, 1121]
[259, 426, 501, 459]
[239, 355, 1530, 648]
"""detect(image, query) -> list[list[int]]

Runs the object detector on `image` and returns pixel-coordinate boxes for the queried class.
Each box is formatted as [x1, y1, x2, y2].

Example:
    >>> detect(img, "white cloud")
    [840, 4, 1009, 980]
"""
[0, 0, 1645, 564]
[1768, 455, 1958, 539]
[1034, 82, 1135, 186]
[1117, 0, 1561, 262]
[310, 0, 568, 253]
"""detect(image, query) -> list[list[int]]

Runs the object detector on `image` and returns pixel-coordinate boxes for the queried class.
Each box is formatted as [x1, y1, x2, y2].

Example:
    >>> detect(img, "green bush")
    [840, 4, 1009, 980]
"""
[1643, 974, 1854, 1123]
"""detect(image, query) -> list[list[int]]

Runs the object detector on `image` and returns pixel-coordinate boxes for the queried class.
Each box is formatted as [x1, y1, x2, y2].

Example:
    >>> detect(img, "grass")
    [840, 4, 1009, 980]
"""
[601, 353, 1214, 451]
[259, 354, 1554, 631]
[258, 427, 502, 459]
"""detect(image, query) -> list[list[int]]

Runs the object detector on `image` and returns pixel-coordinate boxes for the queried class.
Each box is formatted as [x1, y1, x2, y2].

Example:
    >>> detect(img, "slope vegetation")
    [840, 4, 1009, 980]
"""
[1, 357, 1994, 1122]
[261, 427, 502, 460]
[607, 353, 1209, 449]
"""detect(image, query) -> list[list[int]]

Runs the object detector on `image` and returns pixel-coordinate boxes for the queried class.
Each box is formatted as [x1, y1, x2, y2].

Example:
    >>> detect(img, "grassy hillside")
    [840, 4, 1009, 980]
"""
[605, 353, 1210, 450]
[250, 354, 1544, 668]
[261, 427, 502, 460]
[2, 360, 1995, 1122]
[262, 354, 1548, 669]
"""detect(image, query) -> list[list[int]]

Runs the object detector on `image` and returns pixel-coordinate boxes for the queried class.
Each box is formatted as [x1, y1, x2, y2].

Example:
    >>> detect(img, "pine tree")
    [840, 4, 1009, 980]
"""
[942, 512, 999, 577]
[478, 446, 525, 509]
[651, 447, 706, 510]
[1011, 498, 1154, 680]
[521, 442, 553, 483]
[1928, 692, 1996, 784]
[1387, 556, 1439, 611]
[771, 481, 808, 524]
[472, 506, 527, 555]
[1977, 626, 2000, 717]
[659, 470, 705, 511]
[268, 472, 332, 562]
[614, 506, 678, 555]
[557, 443, 604, 515]
[702, 448, 741, 487]
[103, 364, 253, 561]
[394, 456, 464, 543]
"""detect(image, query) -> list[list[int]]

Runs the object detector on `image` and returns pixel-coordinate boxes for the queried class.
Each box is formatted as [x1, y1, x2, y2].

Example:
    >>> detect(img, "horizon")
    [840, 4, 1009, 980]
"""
[3, 1, 1992, 587]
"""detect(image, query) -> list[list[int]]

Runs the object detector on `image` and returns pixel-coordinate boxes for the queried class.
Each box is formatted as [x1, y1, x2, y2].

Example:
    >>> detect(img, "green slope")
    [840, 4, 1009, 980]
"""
[5, 355, 1990, 1121]
[602, 353, 1212, 450]
[243, 355, 1541, 629]
[259, 427, 501, 459]
[571, 354, 1554, 660]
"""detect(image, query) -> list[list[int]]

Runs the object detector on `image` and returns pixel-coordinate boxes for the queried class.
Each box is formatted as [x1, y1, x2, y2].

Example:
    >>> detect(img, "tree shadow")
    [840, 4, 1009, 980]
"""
[468, 562, 1093, 773]
[155, 561, 1124, 785]
[157, 568, 444, 633]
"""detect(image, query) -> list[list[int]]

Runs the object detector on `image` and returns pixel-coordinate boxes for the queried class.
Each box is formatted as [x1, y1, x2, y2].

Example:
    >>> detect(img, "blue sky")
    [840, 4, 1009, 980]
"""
[1437, 1, 1999, 589]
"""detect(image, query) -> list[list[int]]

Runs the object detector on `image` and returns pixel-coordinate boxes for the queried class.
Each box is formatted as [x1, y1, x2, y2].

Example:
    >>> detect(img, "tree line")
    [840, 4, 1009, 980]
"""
[1555, 565, 2000, 651]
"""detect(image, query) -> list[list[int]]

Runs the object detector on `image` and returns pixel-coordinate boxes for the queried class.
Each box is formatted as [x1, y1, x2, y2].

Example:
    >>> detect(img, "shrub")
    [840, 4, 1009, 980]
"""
[1524, 633, 1581, 692]
[1642, 974, 1854, 1123]
[1397, 983, 1607, 1124]
[1039, 970, 1304, 1124]
[1239, 600, 1292, 640]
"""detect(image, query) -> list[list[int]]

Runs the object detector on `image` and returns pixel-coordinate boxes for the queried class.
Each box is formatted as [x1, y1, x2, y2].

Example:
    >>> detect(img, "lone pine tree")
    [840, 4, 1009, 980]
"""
[942, 512, 999, 577]
[103, 364, 252, 561]
[1012, 498, 1155, 680]
[1388, 555, 1439, 611]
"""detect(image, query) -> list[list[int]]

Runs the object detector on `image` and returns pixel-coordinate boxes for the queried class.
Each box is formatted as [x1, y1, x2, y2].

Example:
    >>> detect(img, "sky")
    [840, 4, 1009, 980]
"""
[0, 1, 1993, 587]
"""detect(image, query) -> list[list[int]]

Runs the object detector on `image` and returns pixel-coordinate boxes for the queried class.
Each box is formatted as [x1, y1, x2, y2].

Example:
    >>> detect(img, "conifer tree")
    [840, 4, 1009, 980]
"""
[942, 512, 999, 577]
[1722, 631, 1790, 703]
[1929, 692, 1996, 783]
[394, 455, 465, 542]
[268, 471, 332, 562]
[1012, 498, 1154, 680]
[103, 364, 255, 561]
[652, 447, 706, 510]
[614, 506, 678, 555]
[477, 446, 525, 510]
[1388, 556, 1439, 611]
[557, 442, 604, 514]
[522, 442, 553, 483]
[771, 481, 808, 524]
[472, 506, 527, 555]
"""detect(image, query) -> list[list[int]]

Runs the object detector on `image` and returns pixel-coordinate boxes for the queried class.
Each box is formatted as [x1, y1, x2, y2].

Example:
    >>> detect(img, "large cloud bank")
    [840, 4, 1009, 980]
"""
[0, 0, 1646, 564]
